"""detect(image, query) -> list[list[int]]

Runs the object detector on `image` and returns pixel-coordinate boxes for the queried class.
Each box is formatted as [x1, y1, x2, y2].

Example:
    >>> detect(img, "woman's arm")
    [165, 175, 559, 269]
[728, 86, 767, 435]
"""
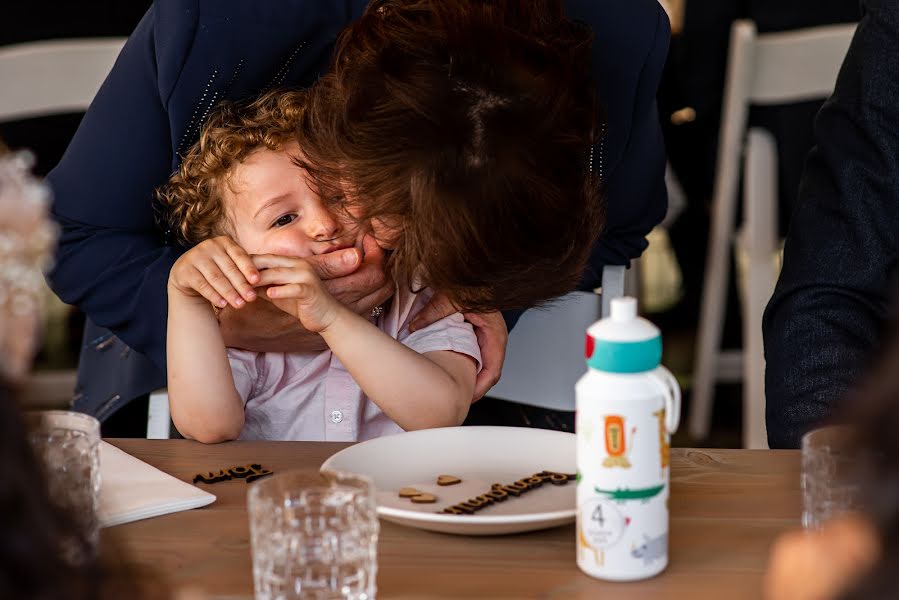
[46, 5, 184, 371]
[567, 0, 671, 288]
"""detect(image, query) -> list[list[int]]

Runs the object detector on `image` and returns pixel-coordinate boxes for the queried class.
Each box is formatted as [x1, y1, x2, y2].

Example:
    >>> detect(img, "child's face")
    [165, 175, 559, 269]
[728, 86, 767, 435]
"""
[223, 141, 360, 257]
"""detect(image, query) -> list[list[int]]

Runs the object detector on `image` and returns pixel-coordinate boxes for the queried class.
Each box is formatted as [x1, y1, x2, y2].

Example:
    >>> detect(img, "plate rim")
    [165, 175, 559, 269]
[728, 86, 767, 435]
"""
[320, 426, 577, 526]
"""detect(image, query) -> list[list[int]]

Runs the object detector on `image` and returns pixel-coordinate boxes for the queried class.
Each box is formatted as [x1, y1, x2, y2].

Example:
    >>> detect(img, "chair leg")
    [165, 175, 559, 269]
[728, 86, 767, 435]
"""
[742, 129, 778, 449]
[743, 258, 773, 448]
[147, 389, 171, 439]
[689, 192, 738, 441]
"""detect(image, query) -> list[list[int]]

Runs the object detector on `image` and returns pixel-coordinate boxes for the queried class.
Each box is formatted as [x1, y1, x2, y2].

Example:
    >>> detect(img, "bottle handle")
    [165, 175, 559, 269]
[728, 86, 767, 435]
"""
[650, 367, 681, 434]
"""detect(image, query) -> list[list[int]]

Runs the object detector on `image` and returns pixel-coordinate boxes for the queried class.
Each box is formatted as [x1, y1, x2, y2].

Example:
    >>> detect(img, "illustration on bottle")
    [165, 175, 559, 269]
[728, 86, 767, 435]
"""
[601, 415, 634, 469]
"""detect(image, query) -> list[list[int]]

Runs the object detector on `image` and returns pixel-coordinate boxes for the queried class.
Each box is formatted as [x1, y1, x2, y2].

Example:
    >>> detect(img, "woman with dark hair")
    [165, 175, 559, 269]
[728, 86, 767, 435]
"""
[46, 0, 670, 435]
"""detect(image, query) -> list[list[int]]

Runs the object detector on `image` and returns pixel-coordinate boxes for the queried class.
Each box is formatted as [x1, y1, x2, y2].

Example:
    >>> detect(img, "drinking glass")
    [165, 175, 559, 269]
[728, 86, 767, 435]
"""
[248, 469, 379, 600]
[801, 425, 862, 529]
[26, 410, 102, 555]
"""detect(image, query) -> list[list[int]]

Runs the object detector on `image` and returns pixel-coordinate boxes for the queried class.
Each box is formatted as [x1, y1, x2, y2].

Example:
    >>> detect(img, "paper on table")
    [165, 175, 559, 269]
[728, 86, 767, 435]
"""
[98, 441, 216, 528]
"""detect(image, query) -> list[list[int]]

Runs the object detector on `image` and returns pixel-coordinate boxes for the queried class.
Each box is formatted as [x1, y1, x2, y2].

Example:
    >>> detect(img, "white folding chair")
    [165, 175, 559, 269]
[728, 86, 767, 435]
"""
[0, 39, 166, 432]
[147, 389, 172, 439]
[690, 21, 856, 448]
[489, 265, 626, 411]
[0, 38, 125, 120]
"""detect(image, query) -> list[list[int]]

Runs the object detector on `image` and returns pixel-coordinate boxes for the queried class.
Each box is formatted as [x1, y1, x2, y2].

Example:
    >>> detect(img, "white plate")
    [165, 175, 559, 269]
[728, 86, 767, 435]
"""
[321, 426, 576, 535]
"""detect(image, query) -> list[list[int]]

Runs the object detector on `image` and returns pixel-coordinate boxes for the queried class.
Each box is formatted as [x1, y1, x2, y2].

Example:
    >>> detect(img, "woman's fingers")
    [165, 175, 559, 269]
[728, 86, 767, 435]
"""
[409, 293, 457, 332]
[464, 311, 508, 401]
[348, 280, 394, 315]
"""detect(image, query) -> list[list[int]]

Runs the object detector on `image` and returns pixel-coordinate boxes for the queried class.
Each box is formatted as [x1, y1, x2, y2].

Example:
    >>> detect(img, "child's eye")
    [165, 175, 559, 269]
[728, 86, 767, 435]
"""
[272, 214, 297, 228]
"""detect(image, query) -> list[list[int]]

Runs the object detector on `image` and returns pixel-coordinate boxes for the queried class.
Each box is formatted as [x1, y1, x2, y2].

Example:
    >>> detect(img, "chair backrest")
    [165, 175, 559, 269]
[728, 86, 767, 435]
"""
[488, 265, 626, 411]
[488, 290, 601, 411]
[0, 38, 125, 122]
[713, 21, 856, 225]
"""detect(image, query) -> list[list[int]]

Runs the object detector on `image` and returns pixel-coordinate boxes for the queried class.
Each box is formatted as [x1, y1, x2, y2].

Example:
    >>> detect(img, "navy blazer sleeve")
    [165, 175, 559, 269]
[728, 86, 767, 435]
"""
[46, 0, 349, 371]
[504, 0, 670, 331]
[47, 4, 190, 372]
[763, 0, 899, 448]
[578, 0, 670, 289]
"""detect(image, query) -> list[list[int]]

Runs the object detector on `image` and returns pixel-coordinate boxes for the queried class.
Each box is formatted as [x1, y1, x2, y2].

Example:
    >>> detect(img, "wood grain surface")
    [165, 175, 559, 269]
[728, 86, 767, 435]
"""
[103, 440, 800, 599]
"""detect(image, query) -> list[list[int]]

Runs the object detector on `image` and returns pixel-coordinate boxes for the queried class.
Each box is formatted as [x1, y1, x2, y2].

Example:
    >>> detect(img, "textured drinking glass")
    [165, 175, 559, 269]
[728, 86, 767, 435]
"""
[801, 425, 862, 529]
[26, 410, 102, 554]
[248, 469, 379, 600]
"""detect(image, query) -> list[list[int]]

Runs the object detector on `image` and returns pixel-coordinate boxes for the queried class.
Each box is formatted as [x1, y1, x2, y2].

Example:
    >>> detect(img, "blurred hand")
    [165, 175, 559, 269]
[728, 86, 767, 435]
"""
[764, 514, 879, 600]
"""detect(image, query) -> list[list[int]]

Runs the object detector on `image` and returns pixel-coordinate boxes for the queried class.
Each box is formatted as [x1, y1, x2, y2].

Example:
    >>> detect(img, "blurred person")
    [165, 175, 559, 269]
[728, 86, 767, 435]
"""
[764, 0, 899, 448]
[0, 144, 171, 599]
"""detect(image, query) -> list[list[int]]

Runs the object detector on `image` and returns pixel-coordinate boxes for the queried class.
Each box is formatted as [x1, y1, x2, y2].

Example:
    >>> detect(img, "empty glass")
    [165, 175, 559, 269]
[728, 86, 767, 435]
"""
[26, 410, 102, 556]
[801, 425, 862, 529]
[248, 469, 379, 600]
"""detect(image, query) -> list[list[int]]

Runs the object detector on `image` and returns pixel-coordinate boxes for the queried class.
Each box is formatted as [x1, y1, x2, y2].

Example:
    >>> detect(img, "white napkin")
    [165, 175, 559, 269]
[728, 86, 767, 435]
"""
[98, 441, 216, 528]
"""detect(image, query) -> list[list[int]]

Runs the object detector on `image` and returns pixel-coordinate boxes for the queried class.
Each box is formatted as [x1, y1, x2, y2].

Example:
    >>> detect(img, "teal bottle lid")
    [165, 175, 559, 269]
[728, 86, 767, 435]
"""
[584, 297, 661, 374]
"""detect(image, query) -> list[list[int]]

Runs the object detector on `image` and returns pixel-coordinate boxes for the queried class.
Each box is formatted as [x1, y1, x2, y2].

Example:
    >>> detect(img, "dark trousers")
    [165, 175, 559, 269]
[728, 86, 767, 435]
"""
[464, 397, 575, 433]
[99, 394, 149, 438]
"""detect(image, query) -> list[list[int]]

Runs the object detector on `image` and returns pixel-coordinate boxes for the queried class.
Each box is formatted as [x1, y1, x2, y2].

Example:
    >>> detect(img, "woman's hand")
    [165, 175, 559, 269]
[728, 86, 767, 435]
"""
[254, 254, 345, 333]
[218, 237, 393, 353]
[409, 293, 508, 401]
[168, 236, 259, 308]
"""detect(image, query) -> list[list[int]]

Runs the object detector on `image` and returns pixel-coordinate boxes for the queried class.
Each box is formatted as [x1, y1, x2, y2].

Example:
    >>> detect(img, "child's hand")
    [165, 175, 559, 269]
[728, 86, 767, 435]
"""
[169, 236, 260, 309]
[253, 254, 344, 333]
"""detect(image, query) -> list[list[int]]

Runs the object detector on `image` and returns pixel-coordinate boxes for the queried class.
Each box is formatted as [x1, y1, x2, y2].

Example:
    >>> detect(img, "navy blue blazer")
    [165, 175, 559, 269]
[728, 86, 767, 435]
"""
[764, 0, 898, 448]
[47, 0, 670, 418]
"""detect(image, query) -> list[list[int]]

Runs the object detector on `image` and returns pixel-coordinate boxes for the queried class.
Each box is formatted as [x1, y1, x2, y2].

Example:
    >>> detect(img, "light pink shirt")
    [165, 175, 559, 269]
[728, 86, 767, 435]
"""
[228, 287, 481, 442]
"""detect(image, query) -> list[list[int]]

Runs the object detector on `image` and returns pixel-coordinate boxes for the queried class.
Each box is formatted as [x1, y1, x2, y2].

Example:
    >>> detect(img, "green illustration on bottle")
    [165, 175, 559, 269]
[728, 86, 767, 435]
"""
[593, 484, 665, 501]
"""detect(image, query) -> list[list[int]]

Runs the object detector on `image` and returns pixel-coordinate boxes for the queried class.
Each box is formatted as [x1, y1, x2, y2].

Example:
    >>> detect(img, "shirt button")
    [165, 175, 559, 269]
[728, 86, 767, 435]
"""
[330, 410, 343, 424]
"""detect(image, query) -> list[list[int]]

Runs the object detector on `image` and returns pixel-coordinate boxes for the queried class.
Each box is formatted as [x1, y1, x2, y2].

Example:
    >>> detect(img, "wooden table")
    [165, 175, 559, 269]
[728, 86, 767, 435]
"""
[104, 440, 800, 600]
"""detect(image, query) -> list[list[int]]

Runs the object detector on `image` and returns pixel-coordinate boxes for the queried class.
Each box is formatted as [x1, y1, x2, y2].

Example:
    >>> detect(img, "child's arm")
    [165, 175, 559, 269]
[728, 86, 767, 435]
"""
[167, 236, 260, 443]
[322, 312, 476, 429]
[256, 254, 476, 430]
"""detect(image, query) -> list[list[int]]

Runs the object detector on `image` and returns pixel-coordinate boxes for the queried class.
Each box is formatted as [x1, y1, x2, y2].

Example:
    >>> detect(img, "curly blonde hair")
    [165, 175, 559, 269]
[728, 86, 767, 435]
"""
[158, 89, 307, 246]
